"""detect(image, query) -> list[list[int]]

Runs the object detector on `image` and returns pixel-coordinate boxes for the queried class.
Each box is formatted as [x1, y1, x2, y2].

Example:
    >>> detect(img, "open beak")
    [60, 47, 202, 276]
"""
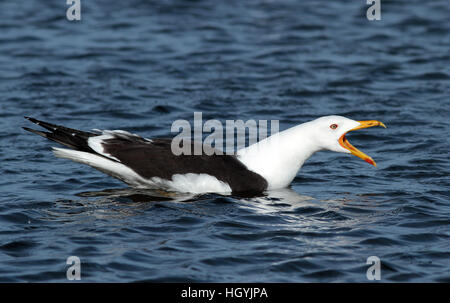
[338, 120, 386, 167]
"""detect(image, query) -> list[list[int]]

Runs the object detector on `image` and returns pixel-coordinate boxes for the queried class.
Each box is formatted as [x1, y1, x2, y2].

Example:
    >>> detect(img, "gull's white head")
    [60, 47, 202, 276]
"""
[236, 115, 387, 190]
[310, 115, 386, 166]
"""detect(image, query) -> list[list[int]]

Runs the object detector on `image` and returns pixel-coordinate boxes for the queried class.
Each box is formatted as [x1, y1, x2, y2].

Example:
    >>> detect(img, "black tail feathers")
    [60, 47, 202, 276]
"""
[23, 117, 97, 152]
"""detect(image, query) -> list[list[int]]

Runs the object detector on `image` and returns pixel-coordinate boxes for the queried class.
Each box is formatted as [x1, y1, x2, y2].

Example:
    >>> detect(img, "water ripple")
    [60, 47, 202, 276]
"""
[0, 0, 448, 282]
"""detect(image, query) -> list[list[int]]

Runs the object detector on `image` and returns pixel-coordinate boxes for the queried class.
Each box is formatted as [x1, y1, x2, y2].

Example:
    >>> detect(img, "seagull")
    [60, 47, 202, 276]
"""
[23, 116, 386, 194]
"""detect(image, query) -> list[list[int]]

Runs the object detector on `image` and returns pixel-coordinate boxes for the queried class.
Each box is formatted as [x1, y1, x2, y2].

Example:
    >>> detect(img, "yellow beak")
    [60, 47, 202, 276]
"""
[338, 120, 386, 167]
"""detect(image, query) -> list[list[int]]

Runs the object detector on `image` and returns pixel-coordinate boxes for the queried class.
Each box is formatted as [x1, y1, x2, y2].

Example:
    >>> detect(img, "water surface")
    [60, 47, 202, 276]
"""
[0, 0, 449, 282]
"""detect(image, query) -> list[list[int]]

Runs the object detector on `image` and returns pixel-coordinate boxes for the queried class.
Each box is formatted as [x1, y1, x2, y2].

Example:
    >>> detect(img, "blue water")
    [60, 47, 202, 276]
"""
[0, 0, 449, 282]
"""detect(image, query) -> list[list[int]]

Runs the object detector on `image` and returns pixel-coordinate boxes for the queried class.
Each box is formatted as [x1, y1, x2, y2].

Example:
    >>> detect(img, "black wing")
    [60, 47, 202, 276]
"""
[23, 117, 97, 152]
[101, 138, 268, 193]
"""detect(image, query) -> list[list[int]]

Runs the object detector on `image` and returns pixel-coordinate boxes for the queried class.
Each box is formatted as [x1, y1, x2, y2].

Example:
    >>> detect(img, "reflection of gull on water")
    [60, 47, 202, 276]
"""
[77, 187, 197, 203]
[238, 187, 318, 215]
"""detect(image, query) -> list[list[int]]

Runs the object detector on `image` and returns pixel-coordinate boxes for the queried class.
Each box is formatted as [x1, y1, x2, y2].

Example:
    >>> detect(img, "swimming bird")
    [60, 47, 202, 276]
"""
[23, 116, 386, 194]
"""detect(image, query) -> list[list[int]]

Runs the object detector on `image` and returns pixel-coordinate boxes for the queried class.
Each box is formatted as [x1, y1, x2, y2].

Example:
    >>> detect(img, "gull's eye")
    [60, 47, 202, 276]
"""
[330, 124, 338, 130]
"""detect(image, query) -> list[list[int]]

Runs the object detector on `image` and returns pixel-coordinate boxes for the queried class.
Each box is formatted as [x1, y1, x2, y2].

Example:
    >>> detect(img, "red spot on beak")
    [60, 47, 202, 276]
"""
[365, 158, 376, 166]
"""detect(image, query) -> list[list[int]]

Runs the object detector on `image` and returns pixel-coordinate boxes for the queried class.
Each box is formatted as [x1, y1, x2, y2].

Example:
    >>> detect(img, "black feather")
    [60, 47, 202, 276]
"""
[23, 117, 96, 152]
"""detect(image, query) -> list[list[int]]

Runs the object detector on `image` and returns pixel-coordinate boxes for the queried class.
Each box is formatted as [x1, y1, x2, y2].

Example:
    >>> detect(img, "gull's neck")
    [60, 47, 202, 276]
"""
[236, 121, 321, 189]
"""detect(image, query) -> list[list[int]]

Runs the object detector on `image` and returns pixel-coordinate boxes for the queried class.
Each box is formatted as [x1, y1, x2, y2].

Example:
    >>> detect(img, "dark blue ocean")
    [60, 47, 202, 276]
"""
[0, 0, 449, 282]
